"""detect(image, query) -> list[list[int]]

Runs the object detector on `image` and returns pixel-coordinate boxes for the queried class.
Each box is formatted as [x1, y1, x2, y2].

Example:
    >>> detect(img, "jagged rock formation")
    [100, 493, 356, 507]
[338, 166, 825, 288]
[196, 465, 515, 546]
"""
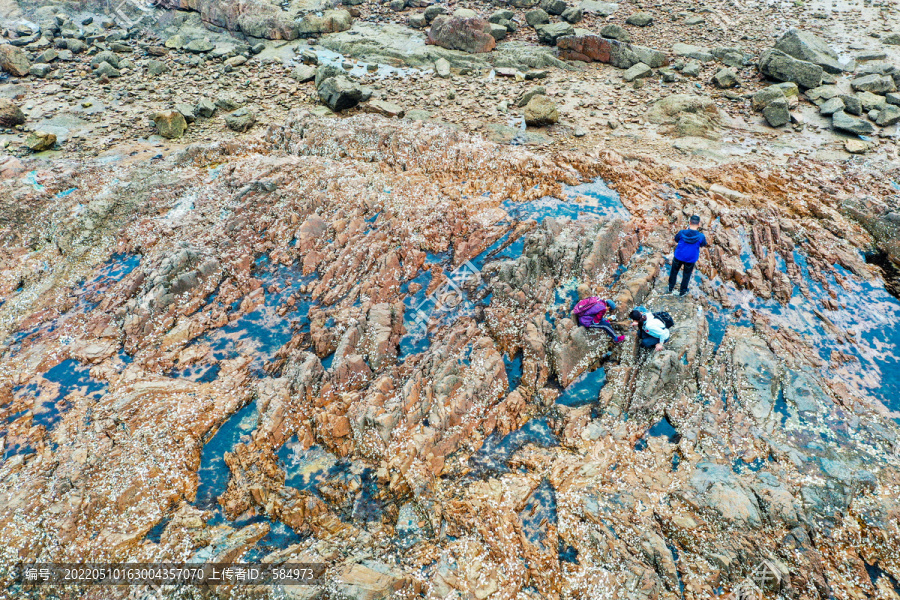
[1, 115, 899, 599]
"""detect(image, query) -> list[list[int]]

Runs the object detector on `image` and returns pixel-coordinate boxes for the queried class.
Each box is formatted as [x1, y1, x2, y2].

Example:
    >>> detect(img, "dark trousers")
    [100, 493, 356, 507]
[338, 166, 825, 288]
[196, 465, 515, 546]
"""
[668, 258, 695, 294]
[639, 331, 660, 348]
[586, 318, 617, 339]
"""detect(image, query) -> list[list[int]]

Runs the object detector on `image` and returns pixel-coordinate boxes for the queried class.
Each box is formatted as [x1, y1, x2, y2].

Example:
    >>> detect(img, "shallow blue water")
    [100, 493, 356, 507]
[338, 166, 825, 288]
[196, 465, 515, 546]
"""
[242, 520, 305, 562]
[277, 442, 343, 492]
[866, 562, 900, 595]
[199, 257, 317, 371]
[3, 254, 140, 355]
[397, 177, 623, 362]
[10, 359, 107, 437]
[24, 171, 45, 191]
[194, 400, 258, 523]
[519, 479, 556, 550]
[469, 417, 558, 477]
[502, 178, 628, 223]
[468, 230, 521, 271]
[718, 251, 900, 414]
[504, 352, 523, 392]
[398, 269, 435, 360]
[554, 282, 581, 310]
[667, 541, 685, 595]
[731, 456, 770, 474]
[774, 389, 790, 426]
[548, 281, 583, 326]
[494, 237, 525, 263]
[425, 250, 452, 265]
[1, 436, 35, 458]
[556, 368, 606, 407]
[398, 332, 432, 361]
[647, 417, 679, 443]
[398, 258, 482, 361]
[77, 254, 141, 308]
[168, 363, 220, 383]
[558, 543, 579, 564]
[400, 269, 433, 309]
[736, 226, 757, 271]
[277, 440, 383, 523]
[145, 518, 169, 543]
[350, 468, 384, 523]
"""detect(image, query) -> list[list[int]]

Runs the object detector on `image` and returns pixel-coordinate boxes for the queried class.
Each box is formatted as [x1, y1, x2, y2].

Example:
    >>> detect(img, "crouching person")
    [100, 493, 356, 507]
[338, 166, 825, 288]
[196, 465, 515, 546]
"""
[572, 297, 626, 343]
[629, 307, 671, 352]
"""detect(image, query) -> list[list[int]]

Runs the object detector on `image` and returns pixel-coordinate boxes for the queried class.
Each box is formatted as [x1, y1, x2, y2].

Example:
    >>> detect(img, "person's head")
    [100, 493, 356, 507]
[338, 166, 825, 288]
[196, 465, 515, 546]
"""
[629, 308, 644, 323]
[689, 215, 701, 229]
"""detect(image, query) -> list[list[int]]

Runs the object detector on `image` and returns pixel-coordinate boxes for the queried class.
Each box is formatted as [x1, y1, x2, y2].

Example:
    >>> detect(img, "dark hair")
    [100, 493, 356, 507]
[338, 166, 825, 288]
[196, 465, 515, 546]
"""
[629, 309, 643, 322]
[689, 215, 701, 225]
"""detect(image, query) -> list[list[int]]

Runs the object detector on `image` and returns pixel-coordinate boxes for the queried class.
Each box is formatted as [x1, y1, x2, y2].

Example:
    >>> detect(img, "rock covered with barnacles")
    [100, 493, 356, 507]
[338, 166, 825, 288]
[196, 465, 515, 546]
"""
[0, 114, 899, 599]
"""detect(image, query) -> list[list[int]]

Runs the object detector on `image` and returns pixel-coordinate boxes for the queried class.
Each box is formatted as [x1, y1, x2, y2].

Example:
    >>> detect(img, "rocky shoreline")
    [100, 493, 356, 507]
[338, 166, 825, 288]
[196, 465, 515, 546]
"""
[2, 0, 900, 599]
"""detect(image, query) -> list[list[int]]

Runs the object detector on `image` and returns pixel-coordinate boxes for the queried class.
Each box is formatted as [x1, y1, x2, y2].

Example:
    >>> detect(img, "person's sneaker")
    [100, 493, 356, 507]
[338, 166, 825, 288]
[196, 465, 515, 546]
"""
[615, 335, 626, 343]
[679, 290, 688, 297]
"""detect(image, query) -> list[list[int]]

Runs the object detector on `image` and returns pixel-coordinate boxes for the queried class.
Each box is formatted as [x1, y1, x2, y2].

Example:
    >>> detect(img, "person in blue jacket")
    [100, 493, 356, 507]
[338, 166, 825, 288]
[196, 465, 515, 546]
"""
[668, 215, 708, 296]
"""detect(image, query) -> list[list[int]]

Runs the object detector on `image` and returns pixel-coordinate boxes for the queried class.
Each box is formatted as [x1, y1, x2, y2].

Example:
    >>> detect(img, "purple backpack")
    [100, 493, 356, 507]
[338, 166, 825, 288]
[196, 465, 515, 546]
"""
[572, 297, 608, 328]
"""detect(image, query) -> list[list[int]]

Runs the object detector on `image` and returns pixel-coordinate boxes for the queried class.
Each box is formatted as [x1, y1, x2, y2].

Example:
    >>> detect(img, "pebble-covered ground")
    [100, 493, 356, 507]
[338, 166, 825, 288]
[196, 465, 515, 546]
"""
[2, 0, 900, 599]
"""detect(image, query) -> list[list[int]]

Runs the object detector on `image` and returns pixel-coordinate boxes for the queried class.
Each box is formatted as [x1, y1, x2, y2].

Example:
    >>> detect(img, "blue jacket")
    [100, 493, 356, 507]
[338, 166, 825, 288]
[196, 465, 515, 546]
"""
[674, 229, 707, 263]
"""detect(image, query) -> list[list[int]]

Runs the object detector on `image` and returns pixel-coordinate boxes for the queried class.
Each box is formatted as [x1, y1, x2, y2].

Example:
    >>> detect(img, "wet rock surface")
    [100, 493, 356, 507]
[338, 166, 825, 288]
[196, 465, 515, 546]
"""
[1, 0, 900, 598]
[1, 110, 900, 599]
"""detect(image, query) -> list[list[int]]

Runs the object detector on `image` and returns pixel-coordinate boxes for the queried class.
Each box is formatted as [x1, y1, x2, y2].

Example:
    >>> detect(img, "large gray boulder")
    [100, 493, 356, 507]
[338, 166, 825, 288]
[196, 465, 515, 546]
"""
[224, 107, 257, 132]
[296, 9, 352, 36]
[317, 75, 372, 111]
[523, 94, 559, 125]
[525, 8, 550, 27]
[540, 0, 567, 15]
[427, 15, 496, 53]
[0, 43, 31, 76]
[774, 29, 843, 74]
[557, 34, 667, 68]
[623, 62, 652, 82]
[711, 68, 739, 88]
[90, 50, 120, 69]
[850, 74, 896, 94]
[535, 22, 575, 45]
[600, 23, 630, 42]
[153, 110, 188, 139]
[832, 110, 875, 135]
[672, 42, 713, 62]
[763, 97, 790, 127]
[818, 97, 845, 116]
[577, 0, 618, 15]
[856, 90, 887, 112]
[751, 85, 786, 111]
[0, 98, 26, 127]
[94, 61, 121, 78]
[758, 48, 823, 89]
[157, 0, 301, 40]
[625, 11, 653, 26]
[875, 105, 900, 127]
[839, 93, 862, 115]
